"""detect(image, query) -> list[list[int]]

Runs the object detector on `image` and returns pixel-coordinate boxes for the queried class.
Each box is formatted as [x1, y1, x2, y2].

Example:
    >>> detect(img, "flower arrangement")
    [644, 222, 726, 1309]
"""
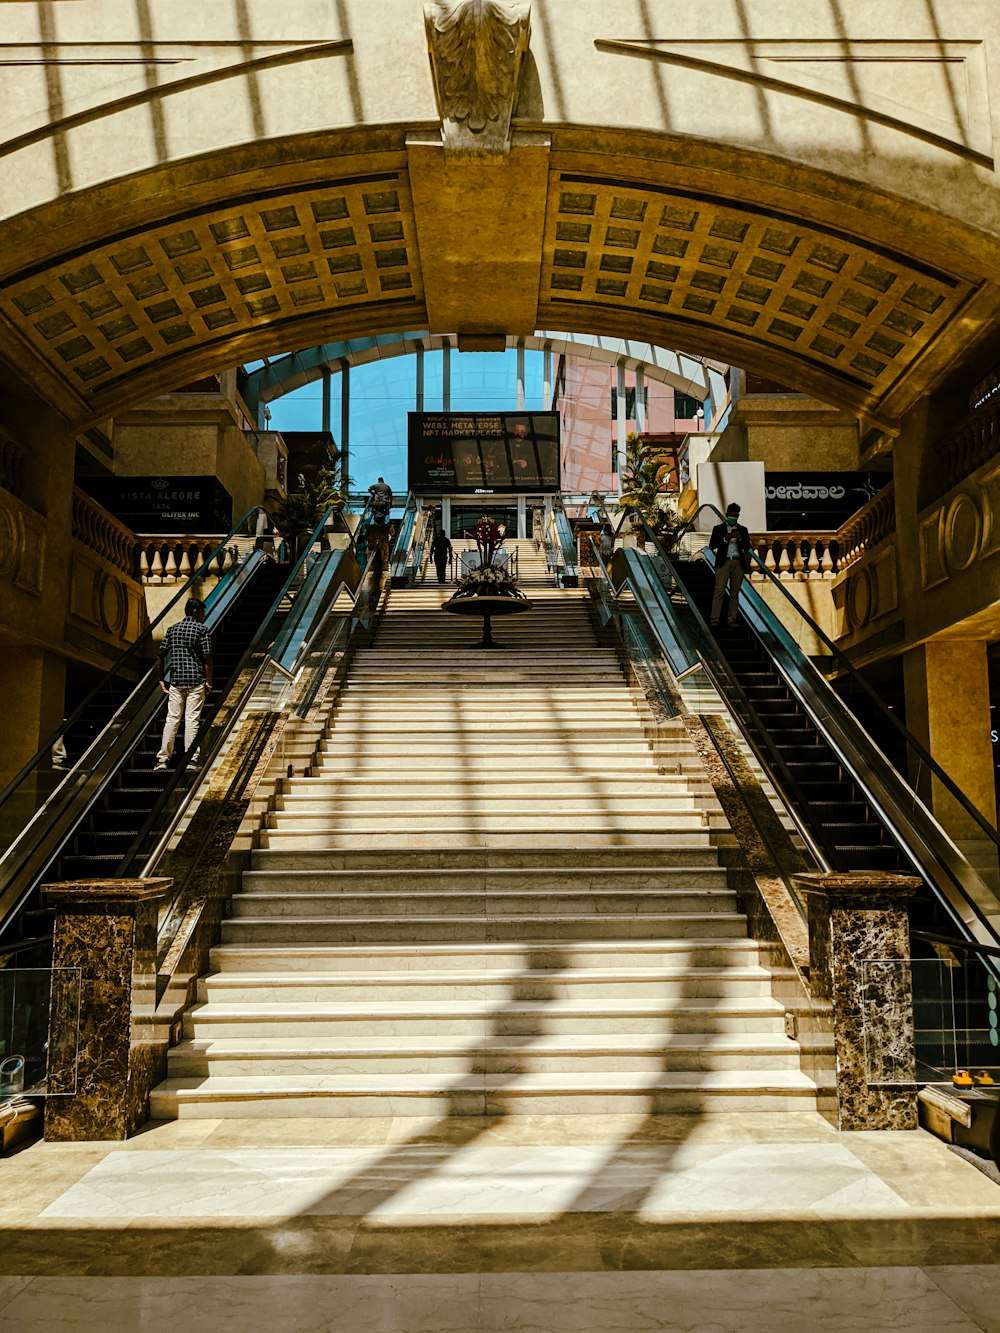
[453, 516, 527, 600]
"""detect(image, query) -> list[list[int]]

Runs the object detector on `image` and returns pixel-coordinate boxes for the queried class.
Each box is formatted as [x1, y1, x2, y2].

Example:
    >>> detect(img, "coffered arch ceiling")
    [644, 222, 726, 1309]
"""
[0, 128, 995, 431]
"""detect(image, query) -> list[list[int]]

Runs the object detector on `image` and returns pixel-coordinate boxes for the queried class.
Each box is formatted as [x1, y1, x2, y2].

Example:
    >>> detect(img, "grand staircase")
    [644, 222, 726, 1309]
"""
[151, 540, 820, 1118]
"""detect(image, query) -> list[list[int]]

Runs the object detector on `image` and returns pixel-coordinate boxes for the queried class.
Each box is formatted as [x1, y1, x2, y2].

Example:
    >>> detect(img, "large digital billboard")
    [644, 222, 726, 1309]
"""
[408, 411, 560, 493]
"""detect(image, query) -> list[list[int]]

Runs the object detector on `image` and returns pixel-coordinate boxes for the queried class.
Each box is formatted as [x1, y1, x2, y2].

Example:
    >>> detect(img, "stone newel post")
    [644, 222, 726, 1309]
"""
[795, 872, 921, 1131]
[43, 878, 172, 1141]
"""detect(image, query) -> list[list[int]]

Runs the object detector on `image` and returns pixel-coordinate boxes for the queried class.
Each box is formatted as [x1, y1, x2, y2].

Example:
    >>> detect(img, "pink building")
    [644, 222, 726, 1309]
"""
[552, 354, 703, 493]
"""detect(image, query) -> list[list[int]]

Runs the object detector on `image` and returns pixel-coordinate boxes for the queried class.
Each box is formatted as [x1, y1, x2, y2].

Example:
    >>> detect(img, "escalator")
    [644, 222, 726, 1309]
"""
[0, 502, 367, 951]
[57, 558, 287, 883]
[678, 560, 904, 875]
[600, 512, 1000, 1097]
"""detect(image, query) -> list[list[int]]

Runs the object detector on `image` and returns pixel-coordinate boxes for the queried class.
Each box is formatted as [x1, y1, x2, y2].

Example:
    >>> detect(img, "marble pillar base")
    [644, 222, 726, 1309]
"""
[796, 872, 920, 1131]
[42, 878, 172, 1142]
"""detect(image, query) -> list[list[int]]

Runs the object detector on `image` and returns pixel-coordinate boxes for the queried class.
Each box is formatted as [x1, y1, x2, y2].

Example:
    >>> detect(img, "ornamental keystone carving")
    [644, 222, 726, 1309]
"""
[424, 0, 531, 158]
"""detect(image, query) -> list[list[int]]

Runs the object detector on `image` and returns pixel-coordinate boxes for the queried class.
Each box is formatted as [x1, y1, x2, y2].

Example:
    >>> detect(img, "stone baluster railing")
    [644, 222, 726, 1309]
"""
[749, 533, 841, 579]
[71, 489, 138, 577]
[836, 483, 896, 571]
[137, 535, 236, 585]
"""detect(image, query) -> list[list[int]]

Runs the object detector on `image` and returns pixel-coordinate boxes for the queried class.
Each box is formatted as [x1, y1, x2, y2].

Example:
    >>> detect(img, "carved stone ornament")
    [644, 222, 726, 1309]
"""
[424, 0, 531, 157]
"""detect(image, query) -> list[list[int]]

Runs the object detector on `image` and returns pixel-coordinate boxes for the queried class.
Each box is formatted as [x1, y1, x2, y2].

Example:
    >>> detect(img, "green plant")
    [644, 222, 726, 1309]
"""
[275, 468, 348, 540]
[618, 433, 693, 555]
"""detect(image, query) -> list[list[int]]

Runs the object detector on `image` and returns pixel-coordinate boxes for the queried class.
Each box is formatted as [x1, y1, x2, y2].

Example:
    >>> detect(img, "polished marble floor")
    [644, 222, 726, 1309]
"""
[2, 1112, 999, 1331]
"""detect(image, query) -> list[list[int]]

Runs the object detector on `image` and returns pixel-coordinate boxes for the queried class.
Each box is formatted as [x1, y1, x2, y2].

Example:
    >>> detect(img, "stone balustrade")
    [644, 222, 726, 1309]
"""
[71, 489, 136, 577]
[748, 532, 841, 578]
[836, 483, 896, 569]
[137, 535, 239, 585]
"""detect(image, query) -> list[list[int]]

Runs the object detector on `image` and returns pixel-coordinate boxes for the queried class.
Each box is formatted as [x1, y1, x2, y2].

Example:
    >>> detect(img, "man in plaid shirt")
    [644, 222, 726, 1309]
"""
[154, 598, 213, 771]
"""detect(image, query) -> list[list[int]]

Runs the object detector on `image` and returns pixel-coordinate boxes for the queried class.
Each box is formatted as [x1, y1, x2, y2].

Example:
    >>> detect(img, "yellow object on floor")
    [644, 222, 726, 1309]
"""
[974, 1070, 996, 1086]
[953, 1070, 974, 1088]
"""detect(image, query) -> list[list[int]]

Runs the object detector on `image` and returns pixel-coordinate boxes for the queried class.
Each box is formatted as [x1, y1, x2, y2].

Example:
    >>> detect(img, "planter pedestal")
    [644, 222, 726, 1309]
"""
[442, 593, 532, 649]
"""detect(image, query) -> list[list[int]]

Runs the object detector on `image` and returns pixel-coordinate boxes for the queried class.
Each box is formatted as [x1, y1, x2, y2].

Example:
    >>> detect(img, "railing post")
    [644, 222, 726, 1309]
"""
[795, 871, 920, 1130]
[42, 877, 173, 1141]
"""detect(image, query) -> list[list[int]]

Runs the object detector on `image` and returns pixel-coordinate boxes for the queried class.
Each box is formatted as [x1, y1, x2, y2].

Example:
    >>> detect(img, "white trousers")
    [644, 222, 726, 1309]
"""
[157, 683, 206, 763]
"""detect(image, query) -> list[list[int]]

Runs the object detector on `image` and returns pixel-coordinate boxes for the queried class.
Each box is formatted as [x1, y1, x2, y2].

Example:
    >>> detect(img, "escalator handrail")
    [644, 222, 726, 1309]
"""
[550, 497, 579, 581]
[144, 541, 386, 955]
[695, 500, 1000, 855]
[0, 551, 268, 933]
[610, 516, 837, 874]
[690, 512, 1000, 948]
[0, 505, 268, 812]
[719, 546, 1000, 948]
[115, 504, 348, 876]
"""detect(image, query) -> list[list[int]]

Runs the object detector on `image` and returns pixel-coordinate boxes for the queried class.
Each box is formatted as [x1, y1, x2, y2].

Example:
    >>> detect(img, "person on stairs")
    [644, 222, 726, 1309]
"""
[155, 598, 213, 772]
[708, 502, 752, 627]
[430, 526, 452, 584]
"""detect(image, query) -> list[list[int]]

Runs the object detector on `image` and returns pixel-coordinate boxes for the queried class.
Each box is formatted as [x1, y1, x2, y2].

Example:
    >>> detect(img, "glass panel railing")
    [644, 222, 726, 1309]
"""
[147, 544, 384, 995]
[550, 499, 579, 585]
[115, 504, 356, 880]
[0, 967, 80, 1097]
[586, 530, 823, 927]
[862, 950, 1000, 1089]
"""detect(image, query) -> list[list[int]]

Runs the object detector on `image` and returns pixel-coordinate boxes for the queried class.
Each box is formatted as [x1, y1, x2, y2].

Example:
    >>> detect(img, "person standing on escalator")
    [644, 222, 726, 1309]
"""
[154, 598, 213, 772]
[708, 502, 752, 627]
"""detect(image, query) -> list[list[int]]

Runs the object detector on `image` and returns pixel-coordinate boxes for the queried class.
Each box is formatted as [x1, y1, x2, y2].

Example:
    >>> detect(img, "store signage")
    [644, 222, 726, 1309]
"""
[764, 472, 887, 530]
[408, 412, 560, 493]
[84, 476, 232, 533]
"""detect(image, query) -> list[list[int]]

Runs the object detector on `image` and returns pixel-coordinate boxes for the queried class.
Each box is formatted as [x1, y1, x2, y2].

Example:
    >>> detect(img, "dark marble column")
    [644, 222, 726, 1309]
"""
[42, 878, 172, 1141]
[795, 871, 921, 1131]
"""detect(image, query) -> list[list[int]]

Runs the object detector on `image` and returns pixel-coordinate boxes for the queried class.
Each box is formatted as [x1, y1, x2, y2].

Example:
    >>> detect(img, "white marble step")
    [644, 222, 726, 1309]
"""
[279, 780, 715, 802]
[221, 910, 748, 943]
[257, 830, 727, 850]
[239, 867, 731, 891]
[228, 889, 739, 918]
[167, 1031, 809, 1077]
[209, 938, 762, 972]
[262, 814, 724, 835]
[181, 995, 787, 1039]
[150, 1068, 818, 1119]
[269, 799, 720, 823]
[246, 847, 731, 871]
[197, 965, 777, 1003]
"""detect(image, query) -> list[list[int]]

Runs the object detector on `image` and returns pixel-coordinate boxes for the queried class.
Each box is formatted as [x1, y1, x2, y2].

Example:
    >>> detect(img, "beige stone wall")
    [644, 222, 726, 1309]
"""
[113, 397, 266, 524]
[711, 396, 860, 470]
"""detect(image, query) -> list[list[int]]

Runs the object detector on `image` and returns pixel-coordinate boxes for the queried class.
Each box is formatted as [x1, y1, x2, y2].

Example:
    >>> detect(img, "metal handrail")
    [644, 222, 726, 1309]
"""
[118, 503, 348, 877]
[615, 514, 834, 876]
[691, 504, 1000, 950]
[0, 505, 268, 815]
[696, 500, 1000, 856]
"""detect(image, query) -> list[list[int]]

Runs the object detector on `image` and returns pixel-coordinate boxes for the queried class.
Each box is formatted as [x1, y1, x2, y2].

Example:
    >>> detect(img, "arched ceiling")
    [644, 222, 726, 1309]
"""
[4, 3, 1000, 432]
[1, 132, 990, 435]
[241, 332, 724, 418]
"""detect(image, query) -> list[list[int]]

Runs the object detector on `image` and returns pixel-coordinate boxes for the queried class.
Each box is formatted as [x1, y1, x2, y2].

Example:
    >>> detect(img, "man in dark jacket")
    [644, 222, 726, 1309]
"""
[708, 502, 753, 626]
[430, 527, 452, 584]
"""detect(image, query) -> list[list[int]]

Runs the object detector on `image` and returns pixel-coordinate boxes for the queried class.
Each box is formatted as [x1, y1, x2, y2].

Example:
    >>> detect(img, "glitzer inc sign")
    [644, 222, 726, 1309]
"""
[86, 476, 232, 534]
[408, 412, 560, 493]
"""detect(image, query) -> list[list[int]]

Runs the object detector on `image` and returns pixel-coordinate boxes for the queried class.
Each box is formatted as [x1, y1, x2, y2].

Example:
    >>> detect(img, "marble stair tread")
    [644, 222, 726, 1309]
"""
[256, 832, 728, 849]
[246, 848, 729, 869]
[262, 814, 726, 828]
[228, 892, 740, 917]
[277, 781, 715, 798]
[239, 868, 732, 888]
[183, 994, 782, 1020]
[210, 939, 761, 968]
[172, 1031, 805, 1056]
